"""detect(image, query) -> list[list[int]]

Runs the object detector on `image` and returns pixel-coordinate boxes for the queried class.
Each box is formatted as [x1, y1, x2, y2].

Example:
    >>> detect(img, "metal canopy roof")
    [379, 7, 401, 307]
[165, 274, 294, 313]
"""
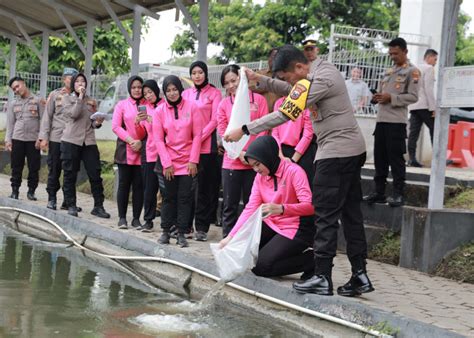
[0, 0, 192, 39]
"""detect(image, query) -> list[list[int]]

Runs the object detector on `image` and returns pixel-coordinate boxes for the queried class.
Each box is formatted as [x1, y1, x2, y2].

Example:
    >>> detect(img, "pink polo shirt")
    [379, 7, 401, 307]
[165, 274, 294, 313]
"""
[217, 91, 269, 170]
[139, 100, 165, 163]
[153, 98, 202, 176]
[112, 97, 147, 165]
[229, 160, 314, 240]
[182, 84, 222, 154]
[272, 97, 313, 155]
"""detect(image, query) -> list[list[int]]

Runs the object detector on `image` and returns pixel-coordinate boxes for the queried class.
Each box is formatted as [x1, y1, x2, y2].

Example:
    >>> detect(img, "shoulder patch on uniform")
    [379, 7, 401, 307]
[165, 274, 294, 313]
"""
[279, 79, 310, 121]
[412, 69, 420, 83]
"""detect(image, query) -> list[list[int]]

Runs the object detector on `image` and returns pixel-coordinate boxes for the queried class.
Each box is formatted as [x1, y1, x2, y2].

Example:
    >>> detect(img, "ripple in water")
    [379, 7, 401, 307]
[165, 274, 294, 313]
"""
[132, 313, 209, 333]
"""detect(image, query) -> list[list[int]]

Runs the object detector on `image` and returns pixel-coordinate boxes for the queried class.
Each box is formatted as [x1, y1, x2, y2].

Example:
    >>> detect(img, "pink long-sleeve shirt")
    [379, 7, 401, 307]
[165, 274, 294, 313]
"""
[272, 97, 313, 155]
[217, 91, 268, 170]
[153, 98, 202, 175]
[229, 160, 314, 240]
[138, 100, 165, 163]
[112, 97, 147, 165]
[182, 84, 222, 154]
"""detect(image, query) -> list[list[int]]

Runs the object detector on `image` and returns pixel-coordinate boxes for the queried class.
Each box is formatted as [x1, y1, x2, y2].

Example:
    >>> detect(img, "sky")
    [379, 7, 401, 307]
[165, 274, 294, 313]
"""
[139, 1, 474, 65]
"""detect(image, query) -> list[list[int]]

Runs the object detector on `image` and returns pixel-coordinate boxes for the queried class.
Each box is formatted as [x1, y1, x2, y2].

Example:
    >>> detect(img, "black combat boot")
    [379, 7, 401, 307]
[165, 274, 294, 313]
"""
[27, 188, 37, 201]
[9, 187, 19, 199]
[158, 231, 170, 244]
[337, 270, 375, 297]
[91, 206, 110, 219]
[47, 199, 57, 210]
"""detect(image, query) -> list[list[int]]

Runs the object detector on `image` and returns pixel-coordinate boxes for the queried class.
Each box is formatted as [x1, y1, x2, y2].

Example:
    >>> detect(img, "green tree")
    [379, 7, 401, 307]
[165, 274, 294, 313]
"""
[171, 0, 401, 63]
[0, 20, 138, 75]
[455, 11, 474, 66]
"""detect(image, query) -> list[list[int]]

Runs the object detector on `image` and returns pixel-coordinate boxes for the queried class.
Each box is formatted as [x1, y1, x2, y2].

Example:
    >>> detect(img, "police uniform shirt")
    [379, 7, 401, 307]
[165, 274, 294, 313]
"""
[5, 95, 44, 143]
[60, 94, 99, 146]
[39, 88, 69, 143]
[376, 63, 419, 124]
[247, 58, 366, 161]
[408, 62, 436, 112]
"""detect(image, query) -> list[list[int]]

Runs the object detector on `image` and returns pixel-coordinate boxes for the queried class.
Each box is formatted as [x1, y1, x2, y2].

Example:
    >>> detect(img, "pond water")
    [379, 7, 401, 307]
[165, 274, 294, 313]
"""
[0, 228, 310, 337]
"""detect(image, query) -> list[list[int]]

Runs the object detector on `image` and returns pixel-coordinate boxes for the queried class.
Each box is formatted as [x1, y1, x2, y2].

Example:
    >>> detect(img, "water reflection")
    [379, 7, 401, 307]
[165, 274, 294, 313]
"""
[0, 227, 303, 337]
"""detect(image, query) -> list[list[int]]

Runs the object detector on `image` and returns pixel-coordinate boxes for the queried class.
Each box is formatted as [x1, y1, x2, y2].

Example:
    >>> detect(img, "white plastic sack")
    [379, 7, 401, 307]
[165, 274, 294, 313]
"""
[210, 207, 262, 282]
[223, 67, 251, 159]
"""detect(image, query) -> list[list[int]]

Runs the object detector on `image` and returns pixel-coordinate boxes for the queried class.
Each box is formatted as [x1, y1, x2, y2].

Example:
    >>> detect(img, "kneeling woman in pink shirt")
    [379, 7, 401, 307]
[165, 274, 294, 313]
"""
[154, 75, 202, 248]
[219, 135, 315, 278]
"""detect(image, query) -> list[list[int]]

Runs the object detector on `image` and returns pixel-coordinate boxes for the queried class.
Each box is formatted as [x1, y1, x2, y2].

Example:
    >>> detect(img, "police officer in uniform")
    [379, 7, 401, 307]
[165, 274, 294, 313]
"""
[60, 73, 110, 219]
[302, 39, 319, 63]
[225, 45, 374, 297]
[39, 67, 78, 210]
[363, 38, 419, 207]
[4, 77, 44, 200]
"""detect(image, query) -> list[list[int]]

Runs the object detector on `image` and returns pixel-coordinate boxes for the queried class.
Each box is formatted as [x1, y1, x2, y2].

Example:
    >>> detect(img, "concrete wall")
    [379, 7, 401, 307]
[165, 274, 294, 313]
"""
[400, 207, 474, 273]
[400, 0, 444, 68]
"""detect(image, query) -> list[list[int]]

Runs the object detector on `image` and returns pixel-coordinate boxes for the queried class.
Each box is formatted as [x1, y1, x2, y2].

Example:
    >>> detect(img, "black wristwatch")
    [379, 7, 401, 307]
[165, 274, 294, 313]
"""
[241, 125, 250, 135]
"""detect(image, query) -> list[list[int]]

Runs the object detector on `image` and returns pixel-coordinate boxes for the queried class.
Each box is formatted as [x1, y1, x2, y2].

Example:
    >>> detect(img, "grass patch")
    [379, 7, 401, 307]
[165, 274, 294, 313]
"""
[368, 232, 400, 265]
[97, 140, 116, 164]
[367, 321, 400, 336]
[445, 188, 474, 210]
[3, 163, 49, 185]
[435, 242, 474, 284]
[1, 136, 117, 200]
[77, 170, 115, 201]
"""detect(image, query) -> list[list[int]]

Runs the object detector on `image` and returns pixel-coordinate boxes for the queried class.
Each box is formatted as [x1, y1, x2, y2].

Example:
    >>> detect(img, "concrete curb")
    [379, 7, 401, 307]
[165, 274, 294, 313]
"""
[0, 196, 463, 338]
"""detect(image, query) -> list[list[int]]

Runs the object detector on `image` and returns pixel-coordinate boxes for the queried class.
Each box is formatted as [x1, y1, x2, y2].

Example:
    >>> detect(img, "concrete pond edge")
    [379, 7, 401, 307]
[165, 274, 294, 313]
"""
[0, 197, 463, 338]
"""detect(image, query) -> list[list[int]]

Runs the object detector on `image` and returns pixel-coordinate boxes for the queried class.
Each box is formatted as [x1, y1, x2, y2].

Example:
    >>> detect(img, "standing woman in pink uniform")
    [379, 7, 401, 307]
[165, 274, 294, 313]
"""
[217, 64, 269, 238]
[154, 75, 202, 248]
[272, 97, 316, 183]
[112, 75, 146, 230]
[182, 61, 222, 242]
[136, 79, 163, 232]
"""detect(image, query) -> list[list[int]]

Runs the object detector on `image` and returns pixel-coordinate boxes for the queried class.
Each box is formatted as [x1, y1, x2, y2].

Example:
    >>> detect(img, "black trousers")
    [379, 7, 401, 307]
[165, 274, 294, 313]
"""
[10, 139, 40, 190]
[117, 164, 143, 219]
[160, 174, 196, 233]
[194, 153, 221, 233]
[142, 161, 159, 222]
[312, 153, 368, 275]
[212, 154, 223, 225]
[221, 169, 256, 237]
[46, 141, 63, 199]
[281, 143, 316, 186]
[61, 142, 104, 208]
[373, 122, 407, 196]
[252, 222, 313, 277]
[408, 109, 434, 161]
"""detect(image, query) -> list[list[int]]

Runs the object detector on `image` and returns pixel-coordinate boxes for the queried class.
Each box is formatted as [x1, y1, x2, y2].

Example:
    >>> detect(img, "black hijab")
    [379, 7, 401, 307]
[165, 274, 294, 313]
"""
[127, 75, 144, 104]
[162, 75, 184, 107]
[245, 136, 281, 177]
[189, 60, 209, 90]
[143, 79, 161, 108]
[70, 73, 87, 96]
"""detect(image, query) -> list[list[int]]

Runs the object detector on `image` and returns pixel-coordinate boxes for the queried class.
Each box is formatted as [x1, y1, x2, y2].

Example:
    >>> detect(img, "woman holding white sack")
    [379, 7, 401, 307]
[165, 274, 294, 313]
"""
[219, 135, 315, 279]
[217, 64, 269, 238]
